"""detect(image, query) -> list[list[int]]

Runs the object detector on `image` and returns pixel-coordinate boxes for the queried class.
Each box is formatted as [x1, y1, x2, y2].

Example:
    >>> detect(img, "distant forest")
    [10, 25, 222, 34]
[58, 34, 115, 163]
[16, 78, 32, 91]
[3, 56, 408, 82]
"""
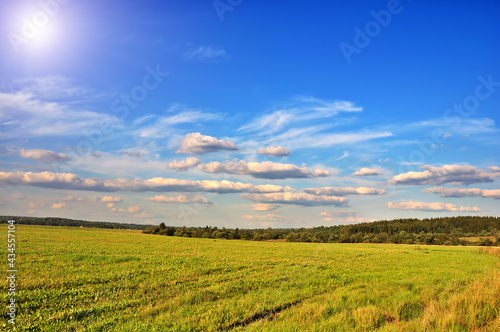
[2, 215, 499, 246]
[143, 216, 500, 246]
[0, 216, 150, 230]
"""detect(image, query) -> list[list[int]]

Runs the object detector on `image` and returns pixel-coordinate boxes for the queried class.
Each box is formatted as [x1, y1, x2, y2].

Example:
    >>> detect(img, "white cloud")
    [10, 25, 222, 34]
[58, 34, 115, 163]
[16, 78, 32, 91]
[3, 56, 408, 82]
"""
[176, 133, 238, 154]
[63, 195, 99, 202]
[168, 157, 201, 171]
[257, 146, 290, 157]
[319, 211, 375, 223]
[101, 196, 123, 203]
[386, 201, 480, 212]
[0, 171, 288, 194]
[303, 187, 385, 196]
[352, 167, 381, 176]
[241, 214, 284, 221]
[422, 187, 500, 199]
[251, 204, 279, 211]
[51, 203, 67, 209]
[196, 160, 330, 179]
[487, 166, 500, 172]
[28, 201, 45, 209]
[390, 164, 496, 186]
[145, 195, 212, 205]
[128, 206, 140, 213]
[0, 92, 120, 139]
[134, 106, 222, 138]
[20, 149, 71, 163]
[406, 117, 497, 135]
[185, 46, 227, 62]
[106, 202, 115, 208]
[239, 97, 362, 134]
[241, 192, 348, 207]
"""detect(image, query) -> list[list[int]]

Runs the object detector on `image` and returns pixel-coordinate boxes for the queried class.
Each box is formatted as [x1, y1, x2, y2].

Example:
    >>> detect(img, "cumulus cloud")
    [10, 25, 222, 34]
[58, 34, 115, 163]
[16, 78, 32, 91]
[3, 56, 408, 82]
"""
[257, 146, 290, 157]
[422, 187, 500, 199]
[390, 165, 496, 186]
[241, 214, 284, 221]
[168, 157, 201, 171]
[352, 167, 381, 176]
[303, 187, 385, 196]
[145, 194, 212, 205]
[51, 203, 66, 209]
[176, 133, 238, 154]
[197, 160, 330, 179]
[487, 166, 500, 172]
[386, 201, 480, 212]
[106, 202, 115, 208]
[128, 206, 140, 213]
[28, 201, 45, 209]
[241, 192, 348, 207]
[20, 149, 71, 163]
[251, 204, 279, 211]
[63, 195, 99, 202]
[0, 171, 285, 194]
[101, 196, 123, 203]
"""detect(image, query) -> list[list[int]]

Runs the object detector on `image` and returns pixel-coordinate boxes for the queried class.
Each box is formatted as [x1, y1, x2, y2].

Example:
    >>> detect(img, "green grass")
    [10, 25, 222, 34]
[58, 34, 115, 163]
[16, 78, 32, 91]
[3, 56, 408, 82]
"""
[1, 225, 500, 331]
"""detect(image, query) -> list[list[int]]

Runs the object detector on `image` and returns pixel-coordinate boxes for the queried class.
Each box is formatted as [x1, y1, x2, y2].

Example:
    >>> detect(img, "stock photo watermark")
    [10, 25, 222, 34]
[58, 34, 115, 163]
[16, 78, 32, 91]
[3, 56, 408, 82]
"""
[398, 74, 500, 172]
[6, 220, 17, 326]
[7, 0, 71, 54]
[213, 0, 243, 21]
[339, 0, 407, 64]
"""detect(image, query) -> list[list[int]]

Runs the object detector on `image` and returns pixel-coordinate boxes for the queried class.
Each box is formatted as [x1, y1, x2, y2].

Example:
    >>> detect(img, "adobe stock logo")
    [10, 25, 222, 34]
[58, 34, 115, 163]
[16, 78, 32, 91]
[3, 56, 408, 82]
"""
[7, 0, 71, 54]
[339, 0, 406, 64]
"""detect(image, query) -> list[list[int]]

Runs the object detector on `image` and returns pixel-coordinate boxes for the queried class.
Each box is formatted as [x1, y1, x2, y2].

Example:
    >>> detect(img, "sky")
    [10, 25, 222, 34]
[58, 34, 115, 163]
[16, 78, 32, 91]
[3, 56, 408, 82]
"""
[0, 0, 499, 228]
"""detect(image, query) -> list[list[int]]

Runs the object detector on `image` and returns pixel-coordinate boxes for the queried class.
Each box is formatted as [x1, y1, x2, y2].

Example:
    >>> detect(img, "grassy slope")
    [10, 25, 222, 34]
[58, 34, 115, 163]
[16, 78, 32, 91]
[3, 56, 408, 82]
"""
[1, 225, 499, 331]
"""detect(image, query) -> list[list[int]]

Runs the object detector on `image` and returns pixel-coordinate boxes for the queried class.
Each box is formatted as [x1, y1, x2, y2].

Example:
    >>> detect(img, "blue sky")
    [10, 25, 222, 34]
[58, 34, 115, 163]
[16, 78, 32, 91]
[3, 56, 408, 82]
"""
[0, 0, 499, 227]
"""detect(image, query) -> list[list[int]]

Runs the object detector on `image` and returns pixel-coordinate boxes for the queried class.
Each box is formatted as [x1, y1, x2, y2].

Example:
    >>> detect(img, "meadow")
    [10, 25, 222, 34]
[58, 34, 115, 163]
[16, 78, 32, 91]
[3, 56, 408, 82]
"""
[1, 225, 500, 331]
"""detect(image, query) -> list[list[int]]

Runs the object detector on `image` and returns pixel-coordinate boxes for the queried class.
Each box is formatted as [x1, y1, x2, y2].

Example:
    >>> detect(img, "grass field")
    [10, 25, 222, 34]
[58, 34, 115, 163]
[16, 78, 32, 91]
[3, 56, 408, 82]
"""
[2, 225, 500, 331]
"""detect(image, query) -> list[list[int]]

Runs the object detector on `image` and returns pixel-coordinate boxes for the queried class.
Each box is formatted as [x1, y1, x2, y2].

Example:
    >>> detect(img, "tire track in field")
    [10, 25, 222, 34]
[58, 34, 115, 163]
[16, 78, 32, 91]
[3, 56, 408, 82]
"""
[220, 299, 302, 330]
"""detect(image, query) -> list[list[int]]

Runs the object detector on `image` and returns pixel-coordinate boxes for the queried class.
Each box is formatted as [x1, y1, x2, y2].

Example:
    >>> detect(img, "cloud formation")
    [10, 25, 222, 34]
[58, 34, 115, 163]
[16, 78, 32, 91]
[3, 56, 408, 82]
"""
[303, 186, 385, 196]
[386, 201, 480, 212]
[20, 149, 71, 163]
[241, 214, 284, 221]
[0, 171, 287, 194]
[422, 187, 500, 199]
[168, 157, 201, 171]
[101, 196, 123, 203]
[51, 203, 67, 209]
[176, 133, 238, 154]
[251, 204, 279, 211]
[146, 194, 212, 205]
[390, 165, 496, 186]
[241, 192, 348, 207]
[197, 160, 330, 179]
[352, 167, 381, 176]
[257, 146, 290, 157]
[185, 46, 227, 62]
[319, 210, 375, 223]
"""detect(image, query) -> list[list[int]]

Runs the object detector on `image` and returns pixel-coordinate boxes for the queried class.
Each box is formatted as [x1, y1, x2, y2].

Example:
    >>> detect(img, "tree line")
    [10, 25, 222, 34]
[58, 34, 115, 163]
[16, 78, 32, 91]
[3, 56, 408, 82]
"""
[0, 216, 151, 230]
[144, 216, 500, 246]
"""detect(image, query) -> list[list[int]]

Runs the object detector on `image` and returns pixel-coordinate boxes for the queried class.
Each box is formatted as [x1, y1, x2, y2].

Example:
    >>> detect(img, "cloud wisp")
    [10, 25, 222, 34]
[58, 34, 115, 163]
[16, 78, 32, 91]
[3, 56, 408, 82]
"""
[422, 187, 500, 199]
[241, 192, 348, 207]
[386, 201, 480, 212]
[303, 187, 386, 196]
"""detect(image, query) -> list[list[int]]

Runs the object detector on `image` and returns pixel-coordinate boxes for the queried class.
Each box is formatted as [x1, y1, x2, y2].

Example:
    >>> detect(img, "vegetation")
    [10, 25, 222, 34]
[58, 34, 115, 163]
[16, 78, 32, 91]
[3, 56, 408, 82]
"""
[144, 216, 500, 246]
[0, 216, 150, 230]
[2, 225, 499, 331]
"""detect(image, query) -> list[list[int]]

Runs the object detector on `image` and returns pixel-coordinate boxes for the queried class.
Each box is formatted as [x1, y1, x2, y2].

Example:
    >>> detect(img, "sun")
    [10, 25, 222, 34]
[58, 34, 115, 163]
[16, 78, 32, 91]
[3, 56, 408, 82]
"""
[6, 1, 70, 56]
